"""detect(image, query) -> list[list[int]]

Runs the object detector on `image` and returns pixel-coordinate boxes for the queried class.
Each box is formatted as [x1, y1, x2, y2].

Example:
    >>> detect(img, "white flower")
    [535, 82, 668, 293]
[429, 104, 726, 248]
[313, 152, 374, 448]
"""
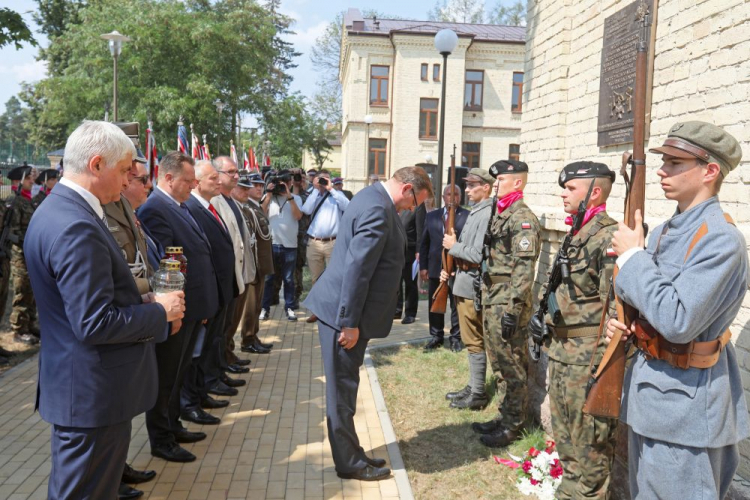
[517, 477, 536, 496]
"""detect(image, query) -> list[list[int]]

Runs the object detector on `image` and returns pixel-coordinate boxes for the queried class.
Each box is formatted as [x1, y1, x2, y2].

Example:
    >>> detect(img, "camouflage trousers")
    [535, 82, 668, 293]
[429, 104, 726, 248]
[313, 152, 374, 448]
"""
[483, 304, 529, 431]
[549, 359, 617, 500]
[0, 259, 10, 320]
[10, 246, 37, 335]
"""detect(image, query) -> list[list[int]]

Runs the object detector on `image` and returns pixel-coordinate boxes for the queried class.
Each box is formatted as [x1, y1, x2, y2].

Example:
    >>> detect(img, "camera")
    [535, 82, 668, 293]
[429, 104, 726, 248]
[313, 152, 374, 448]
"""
[293, 173, 302, 182]
[318, 177, 328, 187]
[265, 172, 291, 195]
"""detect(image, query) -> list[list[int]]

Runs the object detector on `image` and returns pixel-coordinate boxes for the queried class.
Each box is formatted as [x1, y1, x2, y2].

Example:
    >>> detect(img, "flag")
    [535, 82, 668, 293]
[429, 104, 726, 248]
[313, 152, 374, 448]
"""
[203, 142, 211, 161]
[243, 150, 249, 170]
[263, 151, 271, 167]
[177, 122, 189, 154]
[230, 141, 238, 165]
[191, 126, 201, 160]
[248, 147, 258, 171]
[147, 121, 159, 182]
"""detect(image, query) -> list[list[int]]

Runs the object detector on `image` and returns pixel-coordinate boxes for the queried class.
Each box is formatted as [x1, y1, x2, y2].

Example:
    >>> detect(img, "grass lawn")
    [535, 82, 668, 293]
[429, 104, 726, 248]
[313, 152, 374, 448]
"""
[371, 344, 547, 500]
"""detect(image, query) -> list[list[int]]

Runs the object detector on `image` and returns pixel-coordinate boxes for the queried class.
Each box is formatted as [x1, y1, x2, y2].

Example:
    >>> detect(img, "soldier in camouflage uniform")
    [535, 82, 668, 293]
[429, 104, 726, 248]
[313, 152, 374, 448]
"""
[546, 162, 618, 499]
[0, 187, 14, 364]
[32, 169, 59, 208]
[7, 166, 39, 345]
[472, 160, 541, 448]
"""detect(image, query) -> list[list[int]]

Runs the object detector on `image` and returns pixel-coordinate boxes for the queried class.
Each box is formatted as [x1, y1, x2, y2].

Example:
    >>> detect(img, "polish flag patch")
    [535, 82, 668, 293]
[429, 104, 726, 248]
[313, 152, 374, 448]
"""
[606, 248, 617, 257]
[521, 222, 531, 229]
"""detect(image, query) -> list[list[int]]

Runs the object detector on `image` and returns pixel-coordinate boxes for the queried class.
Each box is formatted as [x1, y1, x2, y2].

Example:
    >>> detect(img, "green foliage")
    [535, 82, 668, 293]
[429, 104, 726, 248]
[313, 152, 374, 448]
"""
[489, 0, 526, 26]
[0, 7, 37, 50]
[427, 0, 526, 26]
[262, 94, 332, 167]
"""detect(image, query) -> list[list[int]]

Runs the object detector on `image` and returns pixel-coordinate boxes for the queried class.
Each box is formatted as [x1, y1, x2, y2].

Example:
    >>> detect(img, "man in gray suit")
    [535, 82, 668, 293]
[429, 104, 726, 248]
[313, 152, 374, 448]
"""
[304, 167, 433, 481]
[608, 121, 749, 499]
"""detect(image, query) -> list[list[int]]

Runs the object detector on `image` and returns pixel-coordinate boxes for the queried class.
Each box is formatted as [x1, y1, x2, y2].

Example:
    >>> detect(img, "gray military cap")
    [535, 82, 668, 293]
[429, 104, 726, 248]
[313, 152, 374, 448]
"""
[466, 168, 495, 185]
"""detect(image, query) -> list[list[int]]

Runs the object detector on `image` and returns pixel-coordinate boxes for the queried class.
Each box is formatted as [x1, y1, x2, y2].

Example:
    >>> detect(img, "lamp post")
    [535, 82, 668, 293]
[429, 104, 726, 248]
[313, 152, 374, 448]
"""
[100, 31, 131, 122]
[434, 28, 458, 208]
[364, 114, 373, 178]
[214, 99, 225, 155]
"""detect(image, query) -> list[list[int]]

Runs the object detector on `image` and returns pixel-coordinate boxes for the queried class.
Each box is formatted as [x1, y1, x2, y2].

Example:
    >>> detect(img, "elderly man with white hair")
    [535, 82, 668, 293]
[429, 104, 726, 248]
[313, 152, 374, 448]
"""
[24, 121, 185, 499]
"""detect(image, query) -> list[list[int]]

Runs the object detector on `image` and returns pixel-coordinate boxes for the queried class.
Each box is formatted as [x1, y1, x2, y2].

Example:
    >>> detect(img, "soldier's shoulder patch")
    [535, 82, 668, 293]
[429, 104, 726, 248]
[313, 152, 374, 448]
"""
[519, 237, 531, 251]
[521, 222, 531, 229]
[606, 247, 617, 257]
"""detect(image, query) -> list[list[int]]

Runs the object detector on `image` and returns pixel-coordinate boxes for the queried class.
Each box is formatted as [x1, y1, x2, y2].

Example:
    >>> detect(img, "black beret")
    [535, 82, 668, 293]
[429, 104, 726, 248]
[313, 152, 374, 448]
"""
[489, 159, 528, 177]
[558, 161, 616, 188]
[35, 168, 59, 184]
[7, 166, 33, 181]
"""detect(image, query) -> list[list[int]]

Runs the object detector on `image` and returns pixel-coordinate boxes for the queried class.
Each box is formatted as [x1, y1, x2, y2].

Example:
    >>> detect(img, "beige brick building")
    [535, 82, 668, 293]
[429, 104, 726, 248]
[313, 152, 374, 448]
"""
[339, 9, 526, 193]
[521, 0, 750, 493]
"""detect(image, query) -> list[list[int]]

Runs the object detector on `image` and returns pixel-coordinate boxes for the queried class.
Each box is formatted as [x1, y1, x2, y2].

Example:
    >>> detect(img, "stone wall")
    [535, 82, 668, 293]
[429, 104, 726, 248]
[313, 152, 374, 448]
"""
[521, 0, 750, 490]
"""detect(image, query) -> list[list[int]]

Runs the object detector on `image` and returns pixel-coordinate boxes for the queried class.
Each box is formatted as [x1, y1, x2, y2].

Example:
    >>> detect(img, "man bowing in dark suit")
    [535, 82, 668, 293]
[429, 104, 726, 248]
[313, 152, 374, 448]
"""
[420, 185, 469, 352]
[24, 121, 185, 499]
[304, 167, 433, 481]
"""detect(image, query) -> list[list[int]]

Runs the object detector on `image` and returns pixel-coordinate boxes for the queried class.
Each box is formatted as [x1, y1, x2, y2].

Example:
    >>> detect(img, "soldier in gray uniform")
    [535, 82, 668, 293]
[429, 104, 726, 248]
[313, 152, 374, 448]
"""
[608, 121, 749, 500]
[441, 168, 495, 410]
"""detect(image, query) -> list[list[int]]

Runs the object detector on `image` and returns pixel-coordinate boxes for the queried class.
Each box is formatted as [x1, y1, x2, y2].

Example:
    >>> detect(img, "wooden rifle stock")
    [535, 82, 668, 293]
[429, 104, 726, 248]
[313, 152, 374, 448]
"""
[583, 2, 650, 418]
[431, 147, 457, 314]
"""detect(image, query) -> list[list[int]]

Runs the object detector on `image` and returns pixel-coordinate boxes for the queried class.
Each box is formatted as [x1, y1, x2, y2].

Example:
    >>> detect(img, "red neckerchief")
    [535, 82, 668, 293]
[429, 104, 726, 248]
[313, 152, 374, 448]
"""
[497, 191, 523, 214]
[20, 189, 32, 201]
[565, 203, 606, 235]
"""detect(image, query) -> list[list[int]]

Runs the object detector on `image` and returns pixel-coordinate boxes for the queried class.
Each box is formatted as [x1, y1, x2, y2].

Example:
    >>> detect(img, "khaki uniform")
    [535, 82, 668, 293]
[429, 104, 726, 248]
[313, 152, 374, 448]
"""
[104, 196, 153, 294]
[546, 211, 618, 500]
[8, 193, 37, 336]
[481, 199, 540, 431]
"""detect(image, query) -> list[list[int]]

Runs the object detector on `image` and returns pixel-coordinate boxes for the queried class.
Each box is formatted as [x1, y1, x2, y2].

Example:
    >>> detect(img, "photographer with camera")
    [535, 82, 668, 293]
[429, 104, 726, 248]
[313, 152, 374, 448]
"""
[260, 170, 302, 322]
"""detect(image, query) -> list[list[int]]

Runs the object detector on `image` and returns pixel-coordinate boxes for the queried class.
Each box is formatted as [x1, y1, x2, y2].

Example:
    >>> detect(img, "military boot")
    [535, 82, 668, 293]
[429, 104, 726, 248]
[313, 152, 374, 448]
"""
[472, 415, 503, 434]
[445, 385, 471, 401]
[479, 427, 521, 448]
[449, 392, 489, 410]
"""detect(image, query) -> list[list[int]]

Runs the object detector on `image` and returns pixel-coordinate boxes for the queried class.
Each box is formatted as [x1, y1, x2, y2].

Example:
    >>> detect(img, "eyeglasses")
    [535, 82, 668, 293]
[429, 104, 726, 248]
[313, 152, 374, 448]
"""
[132, 175, 149, 186]
[411, 189, 419, 209]
[217, 170, 239, 177]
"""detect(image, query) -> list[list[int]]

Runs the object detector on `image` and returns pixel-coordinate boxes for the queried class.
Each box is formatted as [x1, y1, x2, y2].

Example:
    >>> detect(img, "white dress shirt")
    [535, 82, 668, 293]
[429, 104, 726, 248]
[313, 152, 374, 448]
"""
[60, 177, 104, 219]
[301, 188, 350, 238]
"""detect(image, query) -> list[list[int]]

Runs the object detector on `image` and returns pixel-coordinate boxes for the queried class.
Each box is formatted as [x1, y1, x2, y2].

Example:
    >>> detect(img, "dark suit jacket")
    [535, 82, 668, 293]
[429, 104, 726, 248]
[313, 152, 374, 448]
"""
[419, 206, 469, 280]
[24, 183, 168, 428]
[185, 195, 236, 307]
[304, 183, 406, 339]
[138, 188, 219, 321]
[400, 207, 418, 249]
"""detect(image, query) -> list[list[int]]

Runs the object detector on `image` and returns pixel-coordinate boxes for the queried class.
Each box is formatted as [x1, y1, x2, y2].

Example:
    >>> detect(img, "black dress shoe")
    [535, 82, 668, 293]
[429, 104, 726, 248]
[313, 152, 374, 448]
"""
[208, 382, 238, 397]
[401, 316, 416, 325]
[393, 311, 402, 319]
[234, 358, 252, 366]
[240, 344, 270, 354]
[220, 374, 246, 387]
[423, 338, 444, 351]
[151, 443, 196, 462]
[445, 385, 471, 401]
[181, 408, 221, 425]
[226, 363, 250, 374]
[471, 417, 503, 435]
[450, 393, 489, 410]
[480, 428, 521, 448]
[118, 483, 143, 499]
[259, 341, 274, 349]
[201, 396, 229, 409]
[122, 463, 156, 484]
[337, 465, 391, 481]
[449, 339, 464, 353]
[14, 333, 39, 345]
[173, 428, 207, 443]
[364, 456, 387, 468]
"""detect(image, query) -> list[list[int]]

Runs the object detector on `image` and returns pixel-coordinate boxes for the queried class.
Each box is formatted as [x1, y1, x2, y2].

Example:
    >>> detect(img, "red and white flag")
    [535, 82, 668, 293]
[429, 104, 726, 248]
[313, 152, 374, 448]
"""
[191, 127, 201, 160]
[243, 150, 249, 170]
[202, 143, 211, 161]
[248, 147, 258, 172]
[230, 141, 238, 165]
[146, 121, 159, 182]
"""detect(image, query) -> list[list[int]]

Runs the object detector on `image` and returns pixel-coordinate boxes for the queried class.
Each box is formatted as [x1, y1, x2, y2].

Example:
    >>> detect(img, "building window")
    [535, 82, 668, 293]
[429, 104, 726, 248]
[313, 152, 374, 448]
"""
[509, 144, 520, 161]
[369, 139, 387, 176]
[433, 64, 440, 82]
[370, 65, 389, 106]
[419, 98, 439, 140]
[512, 72, 524, 113]
[464, 70, 484, 110]
[421, 63, 428, 81]
[462, 142, 480, 169]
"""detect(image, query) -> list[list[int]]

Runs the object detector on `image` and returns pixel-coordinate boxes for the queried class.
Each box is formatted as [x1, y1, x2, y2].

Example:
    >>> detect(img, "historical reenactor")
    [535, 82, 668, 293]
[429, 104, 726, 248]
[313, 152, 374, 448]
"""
[32, 168, 59, 207]
[547, 161, 618, 499]
[474, 160, 541, 448]
[607, 122, 748, 499]
[7, 165, 39, 345]
[441, 168, 495, 410]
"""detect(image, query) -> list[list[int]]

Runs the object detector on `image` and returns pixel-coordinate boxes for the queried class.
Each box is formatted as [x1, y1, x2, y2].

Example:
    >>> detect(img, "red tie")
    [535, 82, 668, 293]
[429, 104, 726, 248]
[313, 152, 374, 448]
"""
[208, 203, 226, 231]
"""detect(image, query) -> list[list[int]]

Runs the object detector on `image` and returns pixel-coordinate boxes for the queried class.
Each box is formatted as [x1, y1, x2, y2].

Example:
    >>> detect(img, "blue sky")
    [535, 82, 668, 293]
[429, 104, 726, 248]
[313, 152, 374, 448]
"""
[0, 0, 513, 115]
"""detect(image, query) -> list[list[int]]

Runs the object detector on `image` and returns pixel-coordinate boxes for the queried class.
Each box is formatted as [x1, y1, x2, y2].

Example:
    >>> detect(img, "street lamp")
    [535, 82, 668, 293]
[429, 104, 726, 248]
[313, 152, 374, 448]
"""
[364, 114, 373, 178]
[214, 99, 225, 155]
[434, 28, 458, 207]
[100, 30, 131, 122]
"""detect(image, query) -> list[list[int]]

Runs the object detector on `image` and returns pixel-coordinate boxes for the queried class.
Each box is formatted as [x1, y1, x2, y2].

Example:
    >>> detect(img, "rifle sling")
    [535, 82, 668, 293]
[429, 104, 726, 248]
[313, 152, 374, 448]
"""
[588, 283, 613, 379]
[553, 325, 601, 339]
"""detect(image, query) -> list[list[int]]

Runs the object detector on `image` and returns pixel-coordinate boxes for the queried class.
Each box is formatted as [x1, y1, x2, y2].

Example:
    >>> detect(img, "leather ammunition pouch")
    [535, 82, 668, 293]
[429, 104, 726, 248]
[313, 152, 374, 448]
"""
[455, 258, 480, 271]
[633, 319, 731, 369]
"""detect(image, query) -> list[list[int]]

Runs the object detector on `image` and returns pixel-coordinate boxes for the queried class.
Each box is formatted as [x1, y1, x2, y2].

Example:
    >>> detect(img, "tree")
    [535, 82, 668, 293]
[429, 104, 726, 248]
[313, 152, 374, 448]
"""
[428, 0, 484, 24]
[307, 121, 335, 169]
[33, 0, 86, 72]
[0, 8, 37, 50]
[489, 0, 526, 26]
[0, 97, 30, 145]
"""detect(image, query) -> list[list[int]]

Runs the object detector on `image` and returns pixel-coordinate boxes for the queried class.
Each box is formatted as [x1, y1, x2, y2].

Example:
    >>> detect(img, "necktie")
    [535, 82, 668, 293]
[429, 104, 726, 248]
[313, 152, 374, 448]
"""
[101, 214, 109, 229]
[180, 203, 201, 233]
[443, 208, 448, 233]
[208, 203, 226, 231]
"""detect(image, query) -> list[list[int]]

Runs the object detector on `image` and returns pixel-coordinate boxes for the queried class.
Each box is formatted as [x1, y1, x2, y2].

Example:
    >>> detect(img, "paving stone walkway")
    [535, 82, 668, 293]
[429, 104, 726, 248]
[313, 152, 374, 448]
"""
[0, 303, 432, 500]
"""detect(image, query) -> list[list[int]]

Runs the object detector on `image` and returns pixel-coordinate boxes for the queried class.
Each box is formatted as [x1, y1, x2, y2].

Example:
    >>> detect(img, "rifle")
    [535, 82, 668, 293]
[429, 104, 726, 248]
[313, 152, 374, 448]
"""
[430, 145, 457, 314]
[583, 1, 650, 418]
[477, 189, 498, 312]
[527, 179, 596, 361]
[0, 198, 18, 277]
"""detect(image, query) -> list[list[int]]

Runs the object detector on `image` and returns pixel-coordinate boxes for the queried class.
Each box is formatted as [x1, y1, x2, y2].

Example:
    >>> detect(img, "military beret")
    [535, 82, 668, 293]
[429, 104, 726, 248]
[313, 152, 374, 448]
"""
[332, 177, 343, 185]
[35, 169, 59, 184]
[649, 121, 742, 178]
[489, 159, 529, 177]
[558, 161, 616, 188]
[7, 166, 33, 181]
[466, 168, 495, 185]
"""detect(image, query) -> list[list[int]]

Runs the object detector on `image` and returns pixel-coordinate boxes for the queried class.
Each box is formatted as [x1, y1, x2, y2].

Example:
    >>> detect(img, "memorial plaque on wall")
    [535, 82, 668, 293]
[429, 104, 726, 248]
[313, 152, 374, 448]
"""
[597, 0, 656, 147]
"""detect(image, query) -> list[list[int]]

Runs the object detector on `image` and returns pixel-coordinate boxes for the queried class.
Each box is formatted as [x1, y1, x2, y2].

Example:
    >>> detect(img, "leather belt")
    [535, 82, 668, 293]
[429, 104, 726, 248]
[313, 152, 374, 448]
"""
[552, 325, 600, 339]
[309, 236, 336, 242]
[487, 275, 511, 284]
[455, 258, 480, 271]
[662, 138, 711, 162]
[633, 319, 731, 369]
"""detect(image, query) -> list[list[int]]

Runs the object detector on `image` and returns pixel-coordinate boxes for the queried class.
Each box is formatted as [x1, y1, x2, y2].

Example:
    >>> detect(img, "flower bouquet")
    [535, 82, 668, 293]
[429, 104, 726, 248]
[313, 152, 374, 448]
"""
[495, 440, 563, 500]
